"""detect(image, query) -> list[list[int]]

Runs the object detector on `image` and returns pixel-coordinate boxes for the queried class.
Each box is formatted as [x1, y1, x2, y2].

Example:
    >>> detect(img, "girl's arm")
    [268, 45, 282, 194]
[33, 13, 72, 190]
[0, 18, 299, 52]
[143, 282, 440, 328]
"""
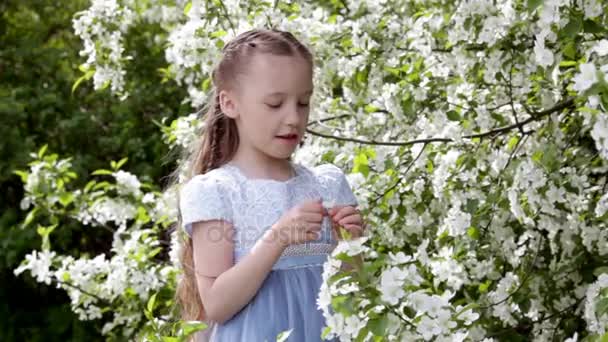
[191, 219, 286, 324]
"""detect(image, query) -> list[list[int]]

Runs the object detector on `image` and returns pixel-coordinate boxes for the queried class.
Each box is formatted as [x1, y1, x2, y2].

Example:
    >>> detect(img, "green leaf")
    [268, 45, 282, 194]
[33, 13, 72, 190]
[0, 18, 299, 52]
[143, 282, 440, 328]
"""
[594, 267, 608, 277]
[446, 110, 461, 121]
[13, 170, 28, 183]
[91, 169, 113, 176]
[467, 226, 479, 240]
[364, 104, 380, 113]
[559, 60, 578, 67]
[353, 151, 369, 177]
[181, 321, 207, 336]
[368, 316, 389, 336]
[137, 206, 151, 224]
[38, 224, 57, 251]
[22, 207, 38, 228]
[276, 329, 293, 342]
[202, 77, 212, 91]
[479, 280, 492, 293]
[183, 1, 192, 15]
[583, 19, 605, 34]
[321, 326, 332, 339]
[527, 0, 543, 13]
[148, 247, 162, 258]
[147, 292, 157, 313]
[38, 145, 48, 159]
[560, 14, 582, 38]
[72, 70, 95, 94]
[563, 41, 577, 60]
[596, 298, 608, 317]
[115, 157, 128, 170]
[210, 30, 227, 39]
[507, 136, 520, 150]
[59, 192, 74, 207]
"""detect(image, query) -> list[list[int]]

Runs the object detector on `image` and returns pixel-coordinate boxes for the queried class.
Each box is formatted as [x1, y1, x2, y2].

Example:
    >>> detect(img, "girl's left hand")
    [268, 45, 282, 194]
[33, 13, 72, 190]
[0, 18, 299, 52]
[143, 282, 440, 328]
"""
[328, 205, 365, 239]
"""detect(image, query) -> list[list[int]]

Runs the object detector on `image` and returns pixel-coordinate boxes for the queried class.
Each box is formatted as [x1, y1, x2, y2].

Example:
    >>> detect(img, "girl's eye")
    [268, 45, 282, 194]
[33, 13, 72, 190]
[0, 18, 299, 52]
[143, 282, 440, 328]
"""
[266, 102, 309, 109]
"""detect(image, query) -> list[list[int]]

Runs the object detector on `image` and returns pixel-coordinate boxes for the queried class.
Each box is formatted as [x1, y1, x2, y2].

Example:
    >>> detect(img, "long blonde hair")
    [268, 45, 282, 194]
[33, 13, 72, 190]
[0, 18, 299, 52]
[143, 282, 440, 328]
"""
[170, 29, 314, 327]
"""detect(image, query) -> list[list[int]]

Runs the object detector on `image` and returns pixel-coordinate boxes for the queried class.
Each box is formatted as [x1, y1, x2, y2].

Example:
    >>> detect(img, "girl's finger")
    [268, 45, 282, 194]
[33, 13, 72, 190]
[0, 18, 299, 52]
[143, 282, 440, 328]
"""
[338, 214, 362, 226]
[302, 212, 323, 223]
[332, 206, 357, 222]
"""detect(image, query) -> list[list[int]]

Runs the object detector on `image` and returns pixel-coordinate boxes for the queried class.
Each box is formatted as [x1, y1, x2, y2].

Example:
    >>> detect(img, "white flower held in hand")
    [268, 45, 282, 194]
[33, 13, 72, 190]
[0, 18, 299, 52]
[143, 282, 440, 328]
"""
[322, 199, 336, 212]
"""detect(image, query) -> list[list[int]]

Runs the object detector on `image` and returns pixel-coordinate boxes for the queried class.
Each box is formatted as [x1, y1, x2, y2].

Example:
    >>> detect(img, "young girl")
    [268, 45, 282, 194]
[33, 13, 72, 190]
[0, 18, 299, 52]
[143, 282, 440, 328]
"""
[176, 29, 365, 342]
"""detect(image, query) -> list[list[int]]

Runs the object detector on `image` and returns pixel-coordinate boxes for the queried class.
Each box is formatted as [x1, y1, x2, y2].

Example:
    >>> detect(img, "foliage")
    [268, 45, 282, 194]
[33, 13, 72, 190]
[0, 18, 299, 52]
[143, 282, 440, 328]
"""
[11, 0, 608, 341]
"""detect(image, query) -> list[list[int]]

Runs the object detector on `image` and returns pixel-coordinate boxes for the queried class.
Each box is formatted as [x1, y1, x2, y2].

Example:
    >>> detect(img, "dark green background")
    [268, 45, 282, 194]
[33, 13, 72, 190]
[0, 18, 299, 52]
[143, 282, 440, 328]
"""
[0, 1, 189, 340]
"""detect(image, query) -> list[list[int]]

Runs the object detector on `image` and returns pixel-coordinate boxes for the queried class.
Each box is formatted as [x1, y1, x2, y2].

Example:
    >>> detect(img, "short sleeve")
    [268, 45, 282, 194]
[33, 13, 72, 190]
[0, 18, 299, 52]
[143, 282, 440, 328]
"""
[315, 163, 359, 207]
[179, 172, 233, 237]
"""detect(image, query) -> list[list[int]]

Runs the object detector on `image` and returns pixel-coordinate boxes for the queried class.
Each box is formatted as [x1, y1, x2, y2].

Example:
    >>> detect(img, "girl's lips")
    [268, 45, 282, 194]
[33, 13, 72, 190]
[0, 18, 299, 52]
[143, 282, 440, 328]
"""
[276, 134, 298, 139]
[276, 134, 299, 144]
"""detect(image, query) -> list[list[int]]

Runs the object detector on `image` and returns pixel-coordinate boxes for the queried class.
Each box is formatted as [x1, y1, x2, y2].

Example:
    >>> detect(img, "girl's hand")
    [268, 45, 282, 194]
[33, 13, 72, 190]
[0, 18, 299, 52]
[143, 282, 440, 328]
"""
[327, 205, 365, 240]
[270, 198, 324, 247]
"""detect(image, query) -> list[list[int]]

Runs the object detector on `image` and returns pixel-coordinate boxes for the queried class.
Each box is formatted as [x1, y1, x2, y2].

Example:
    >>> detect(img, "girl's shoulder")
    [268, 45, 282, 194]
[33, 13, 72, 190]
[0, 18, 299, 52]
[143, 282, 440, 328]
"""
[308, 162, 348, 182]
[180, 167, 239, 197]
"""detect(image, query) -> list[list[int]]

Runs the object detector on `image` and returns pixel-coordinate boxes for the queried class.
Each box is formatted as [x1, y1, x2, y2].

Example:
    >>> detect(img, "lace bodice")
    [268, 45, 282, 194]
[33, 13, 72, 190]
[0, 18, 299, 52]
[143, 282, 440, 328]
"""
[179, 162, 358, 265]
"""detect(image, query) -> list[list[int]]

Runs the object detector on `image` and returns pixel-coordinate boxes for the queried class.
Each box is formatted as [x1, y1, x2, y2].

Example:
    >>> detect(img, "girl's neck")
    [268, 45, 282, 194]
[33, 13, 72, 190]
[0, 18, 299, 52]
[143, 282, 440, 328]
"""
[227, 156, 295, 182]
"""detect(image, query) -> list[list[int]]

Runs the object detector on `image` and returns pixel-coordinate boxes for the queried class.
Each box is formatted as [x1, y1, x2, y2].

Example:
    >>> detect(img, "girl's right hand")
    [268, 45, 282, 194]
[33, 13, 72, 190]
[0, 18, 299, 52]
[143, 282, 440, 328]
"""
[270, 198, 325, 247]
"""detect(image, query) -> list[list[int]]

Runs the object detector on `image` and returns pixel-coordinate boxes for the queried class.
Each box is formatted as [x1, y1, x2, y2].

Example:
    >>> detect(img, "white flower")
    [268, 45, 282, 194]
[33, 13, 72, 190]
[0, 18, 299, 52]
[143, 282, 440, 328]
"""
[564, 332, 578, 342]
[572, 63, 598, 93]
[455, 306, 480, 325]
[322, 199, 336, 210]
[14, 250, 56, 285]
[379, 267, 408, 305]
[388, 251, 412, 265]
[439, 206, 471, 237]
[583, 274, 608, 334]
[113, 170, 141, 196]
[332, 237, 369, 257]
[596, 192, 608, 217]
[417, 315, 443, 340]
[593, 39, 608, 56]
[583, 0, 602, 18]
[534, 38, 554, 67]
[590, 113, 608, 161]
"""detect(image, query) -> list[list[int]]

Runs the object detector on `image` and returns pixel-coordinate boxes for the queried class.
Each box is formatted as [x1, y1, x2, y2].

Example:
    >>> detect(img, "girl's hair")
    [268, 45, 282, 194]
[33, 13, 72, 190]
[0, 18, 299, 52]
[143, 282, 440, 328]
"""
[171, 28, 314, 325]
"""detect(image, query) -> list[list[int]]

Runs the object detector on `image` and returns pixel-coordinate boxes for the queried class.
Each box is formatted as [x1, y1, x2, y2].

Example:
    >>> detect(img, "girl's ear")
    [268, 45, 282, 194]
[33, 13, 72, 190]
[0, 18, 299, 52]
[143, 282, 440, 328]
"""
[219, 89, 239, 119]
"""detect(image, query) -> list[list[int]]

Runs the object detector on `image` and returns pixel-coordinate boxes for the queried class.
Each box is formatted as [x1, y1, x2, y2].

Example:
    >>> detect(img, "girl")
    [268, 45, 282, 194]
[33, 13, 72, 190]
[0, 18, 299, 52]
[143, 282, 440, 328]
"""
[175, 29, 365, 342]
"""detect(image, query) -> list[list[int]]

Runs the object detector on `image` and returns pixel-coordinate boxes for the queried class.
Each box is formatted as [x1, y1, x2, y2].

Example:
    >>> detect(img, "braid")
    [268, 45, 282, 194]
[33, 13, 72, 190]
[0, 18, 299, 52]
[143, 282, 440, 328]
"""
[206, 92, 224, 172]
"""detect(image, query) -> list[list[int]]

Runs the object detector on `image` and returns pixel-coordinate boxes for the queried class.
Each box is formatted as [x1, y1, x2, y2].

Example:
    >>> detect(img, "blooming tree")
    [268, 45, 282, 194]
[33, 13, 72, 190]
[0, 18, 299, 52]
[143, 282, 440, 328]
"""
[13, 0, 608, 341]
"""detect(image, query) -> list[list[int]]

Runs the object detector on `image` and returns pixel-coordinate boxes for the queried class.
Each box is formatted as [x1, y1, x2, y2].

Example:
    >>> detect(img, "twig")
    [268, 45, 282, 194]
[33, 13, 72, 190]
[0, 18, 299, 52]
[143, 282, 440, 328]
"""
[507, 49, 525, 135]
[55, 279, 109, 305]
[305, 97, 575, 146]
[371, 143, 428, 203]
[479, 237, 543, 310]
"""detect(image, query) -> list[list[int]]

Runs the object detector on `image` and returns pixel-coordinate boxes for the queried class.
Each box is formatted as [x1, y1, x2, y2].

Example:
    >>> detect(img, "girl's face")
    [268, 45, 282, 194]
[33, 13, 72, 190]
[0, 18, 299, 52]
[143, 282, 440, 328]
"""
[220, 53, 313, 163]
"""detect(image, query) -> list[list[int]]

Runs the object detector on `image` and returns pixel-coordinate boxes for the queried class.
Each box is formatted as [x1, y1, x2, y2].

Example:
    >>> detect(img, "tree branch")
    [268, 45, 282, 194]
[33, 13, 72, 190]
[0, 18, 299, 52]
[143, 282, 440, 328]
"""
[306, 98, 575, 146]
[371, 143, 428, 203]
[55, 279, 110, 305]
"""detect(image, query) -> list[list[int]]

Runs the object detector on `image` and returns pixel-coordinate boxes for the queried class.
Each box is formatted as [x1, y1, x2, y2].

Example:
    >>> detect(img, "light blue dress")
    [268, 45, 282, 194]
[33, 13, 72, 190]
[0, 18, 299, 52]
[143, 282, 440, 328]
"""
[179, 161, 359, 342]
